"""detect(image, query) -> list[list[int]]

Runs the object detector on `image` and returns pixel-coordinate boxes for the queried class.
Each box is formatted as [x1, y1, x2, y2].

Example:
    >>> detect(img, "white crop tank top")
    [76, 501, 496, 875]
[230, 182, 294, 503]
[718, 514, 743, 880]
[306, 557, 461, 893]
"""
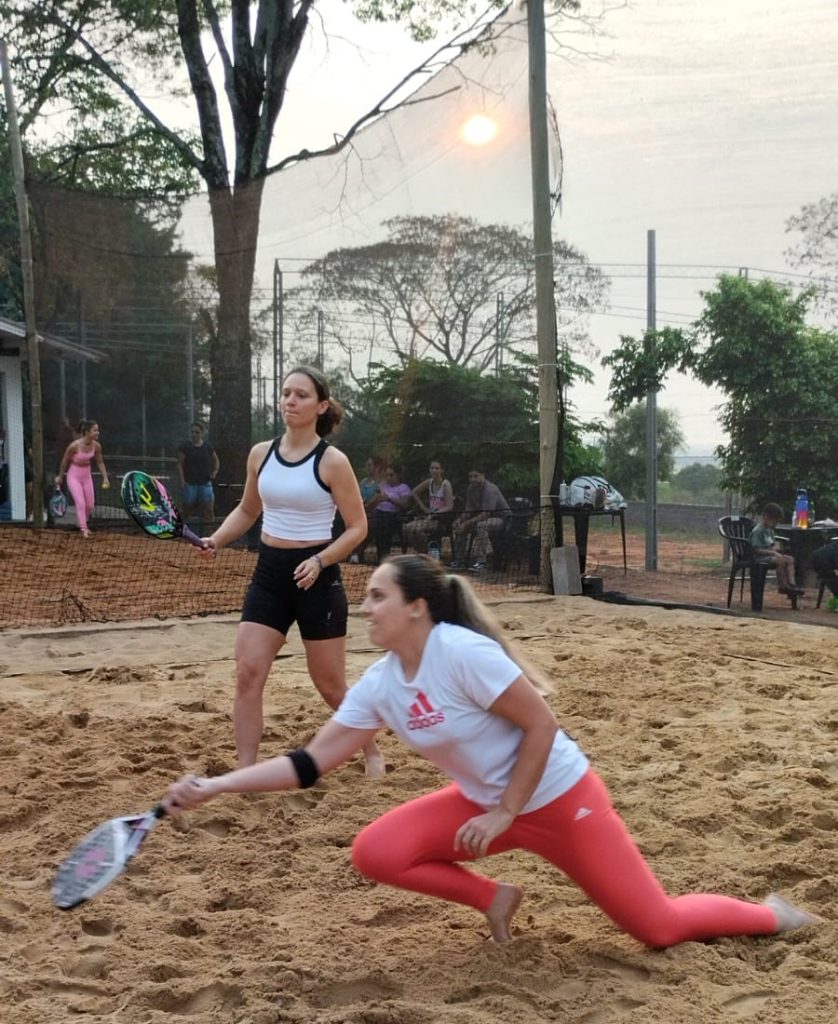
[258, 438, 336, 541]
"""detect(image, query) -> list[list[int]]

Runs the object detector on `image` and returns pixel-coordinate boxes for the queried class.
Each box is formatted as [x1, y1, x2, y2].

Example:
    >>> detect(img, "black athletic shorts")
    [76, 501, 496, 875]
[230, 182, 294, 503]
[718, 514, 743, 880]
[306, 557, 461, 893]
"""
[241, 542, 348, 640]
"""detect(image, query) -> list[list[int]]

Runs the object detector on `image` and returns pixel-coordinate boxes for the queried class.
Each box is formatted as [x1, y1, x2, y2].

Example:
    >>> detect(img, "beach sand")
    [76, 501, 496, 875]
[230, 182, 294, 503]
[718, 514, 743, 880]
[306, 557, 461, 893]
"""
[1, 597, 836, 1023]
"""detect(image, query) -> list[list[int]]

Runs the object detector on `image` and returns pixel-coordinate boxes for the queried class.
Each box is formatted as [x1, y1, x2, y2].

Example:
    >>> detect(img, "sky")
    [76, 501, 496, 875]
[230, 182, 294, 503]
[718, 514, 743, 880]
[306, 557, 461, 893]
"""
[176, 0, 838, 459]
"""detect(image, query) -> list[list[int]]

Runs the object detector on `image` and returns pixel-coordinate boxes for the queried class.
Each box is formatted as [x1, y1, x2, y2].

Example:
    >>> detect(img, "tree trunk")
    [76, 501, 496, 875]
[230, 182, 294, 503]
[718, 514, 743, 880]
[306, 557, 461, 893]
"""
[207, 178, 265, 487]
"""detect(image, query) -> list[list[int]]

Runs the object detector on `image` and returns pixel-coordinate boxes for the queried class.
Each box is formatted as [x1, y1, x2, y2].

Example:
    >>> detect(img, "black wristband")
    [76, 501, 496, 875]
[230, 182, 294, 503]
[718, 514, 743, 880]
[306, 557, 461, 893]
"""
[287, 747, 320, 789]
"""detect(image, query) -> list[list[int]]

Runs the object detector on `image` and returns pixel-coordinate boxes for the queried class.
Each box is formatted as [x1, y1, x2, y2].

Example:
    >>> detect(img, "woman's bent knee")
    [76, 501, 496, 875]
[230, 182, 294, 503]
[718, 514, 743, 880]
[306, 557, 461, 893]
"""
[351, 822, 406, 881]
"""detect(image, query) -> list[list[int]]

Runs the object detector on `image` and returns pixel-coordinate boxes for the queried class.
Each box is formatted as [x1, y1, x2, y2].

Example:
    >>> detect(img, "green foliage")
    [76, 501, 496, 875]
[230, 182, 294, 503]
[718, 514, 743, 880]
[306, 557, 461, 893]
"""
[599, 404, 685, 500]
[602, 327, 693, 412]
[339, 357, 597, 500]
[602, 274, 838, 515]
[691, 275, 838, 513]
[0, 116, 22, 318]
[355, 359, 538, 495]
[353, 0, 580, 41]
[353, 0, 505, 41]
[664, 461, 724, 505]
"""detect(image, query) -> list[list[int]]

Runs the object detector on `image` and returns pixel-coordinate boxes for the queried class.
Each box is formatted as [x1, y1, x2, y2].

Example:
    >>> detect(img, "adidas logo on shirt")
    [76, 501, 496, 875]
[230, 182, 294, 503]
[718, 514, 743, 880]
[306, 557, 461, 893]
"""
[406, 691, 446, 731]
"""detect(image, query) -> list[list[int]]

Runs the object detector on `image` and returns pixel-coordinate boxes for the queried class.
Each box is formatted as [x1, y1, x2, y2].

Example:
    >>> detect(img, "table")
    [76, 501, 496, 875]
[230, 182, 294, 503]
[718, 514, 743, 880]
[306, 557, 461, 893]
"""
[773, 524, 838, 586]
[557, 506, 627, 576]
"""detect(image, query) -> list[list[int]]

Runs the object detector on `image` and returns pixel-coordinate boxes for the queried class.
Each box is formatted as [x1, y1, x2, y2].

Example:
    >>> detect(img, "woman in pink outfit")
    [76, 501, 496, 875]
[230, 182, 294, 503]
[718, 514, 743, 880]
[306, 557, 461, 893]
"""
[57, 420, 110, 537]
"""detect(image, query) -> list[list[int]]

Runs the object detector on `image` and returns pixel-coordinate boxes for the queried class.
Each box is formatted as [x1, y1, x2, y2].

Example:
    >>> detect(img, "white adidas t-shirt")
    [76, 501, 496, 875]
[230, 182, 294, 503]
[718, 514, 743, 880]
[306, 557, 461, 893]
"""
[333, 622, 589, 812]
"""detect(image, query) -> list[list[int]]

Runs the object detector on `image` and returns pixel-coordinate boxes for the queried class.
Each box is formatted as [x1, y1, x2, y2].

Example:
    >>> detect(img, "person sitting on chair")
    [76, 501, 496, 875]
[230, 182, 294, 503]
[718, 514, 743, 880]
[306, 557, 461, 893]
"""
[749, 503, 803, 598]
[451, 466, 510, 572]
[368, 464, 413, 563]
[403, 459, 454, 554]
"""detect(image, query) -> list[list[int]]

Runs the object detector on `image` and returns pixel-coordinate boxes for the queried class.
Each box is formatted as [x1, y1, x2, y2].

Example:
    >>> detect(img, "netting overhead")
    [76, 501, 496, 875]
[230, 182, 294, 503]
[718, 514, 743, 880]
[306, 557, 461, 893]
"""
[178, 9, 561, 329]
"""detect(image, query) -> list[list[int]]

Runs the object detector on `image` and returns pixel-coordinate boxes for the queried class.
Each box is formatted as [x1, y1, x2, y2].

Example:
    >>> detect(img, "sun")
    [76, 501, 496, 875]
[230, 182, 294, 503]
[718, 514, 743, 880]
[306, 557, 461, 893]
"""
[460, 114, 499, 147]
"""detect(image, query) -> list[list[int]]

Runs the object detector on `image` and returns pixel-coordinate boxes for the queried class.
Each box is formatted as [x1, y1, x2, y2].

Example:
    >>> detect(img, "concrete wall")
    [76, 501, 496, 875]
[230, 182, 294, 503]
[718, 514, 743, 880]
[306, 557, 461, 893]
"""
[623, 500, 731, 535]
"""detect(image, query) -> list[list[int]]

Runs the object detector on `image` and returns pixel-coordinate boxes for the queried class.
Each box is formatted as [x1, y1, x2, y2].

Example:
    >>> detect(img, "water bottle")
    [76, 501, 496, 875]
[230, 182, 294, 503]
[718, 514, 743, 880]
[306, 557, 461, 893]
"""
[559, 480, 569, 504]
[428, 541, 440, 561]
[794, 488, 809, 530]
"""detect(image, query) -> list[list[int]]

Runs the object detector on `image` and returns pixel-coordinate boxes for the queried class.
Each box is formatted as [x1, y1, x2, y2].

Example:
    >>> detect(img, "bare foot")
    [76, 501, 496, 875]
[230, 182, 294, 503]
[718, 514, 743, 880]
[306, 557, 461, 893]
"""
[484, 883, 523, 943]
[363, 742, 386, 780]
[763, 893, 821, 933]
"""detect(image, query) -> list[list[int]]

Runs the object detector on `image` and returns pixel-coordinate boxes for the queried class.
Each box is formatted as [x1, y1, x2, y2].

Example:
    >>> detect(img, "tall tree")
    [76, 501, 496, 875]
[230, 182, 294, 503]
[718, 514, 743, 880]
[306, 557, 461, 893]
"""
[600, 404, 684, 500]
[350, 353, 600, 498]
[288, 215, 607, 375]
[2, 0, 561, 476]
[786, 192, 838, 319]
[603, 275, 838, 512]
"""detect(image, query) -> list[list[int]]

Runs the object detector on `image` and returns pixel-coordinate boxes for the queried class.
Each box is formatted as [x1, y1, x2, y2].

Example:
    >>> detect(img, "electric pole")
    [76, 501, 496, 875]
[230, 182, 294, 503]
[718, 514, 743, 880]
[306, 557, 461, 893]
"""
[527, 0, 560, 587]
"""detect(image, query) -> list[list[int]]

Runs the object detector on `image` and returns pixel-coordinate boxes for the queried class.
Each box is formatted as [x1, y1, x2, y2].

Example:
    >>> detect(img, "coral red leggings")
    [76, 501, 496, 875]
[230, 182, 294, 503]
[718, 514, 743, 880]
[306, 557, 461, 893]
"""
[351, 769, 777, 948]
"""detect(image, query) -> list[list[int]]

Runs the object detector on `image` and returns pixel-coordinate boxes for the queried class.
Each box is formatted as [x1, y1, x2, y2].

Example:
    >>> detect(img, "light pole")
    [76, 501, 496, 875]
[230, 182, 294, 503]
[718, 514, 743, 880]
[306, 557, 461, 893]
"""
[527, 0, 560, 585]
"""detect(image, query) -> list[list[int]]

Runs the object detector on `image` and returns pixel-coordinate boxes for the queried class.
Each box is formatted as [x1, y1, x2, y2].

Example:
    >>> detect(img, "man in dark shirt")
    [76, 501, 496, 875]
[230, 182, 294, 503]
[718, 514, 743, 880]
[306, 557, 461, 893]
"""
[177, 422, 220, 532]
[451, 466, 510, 571]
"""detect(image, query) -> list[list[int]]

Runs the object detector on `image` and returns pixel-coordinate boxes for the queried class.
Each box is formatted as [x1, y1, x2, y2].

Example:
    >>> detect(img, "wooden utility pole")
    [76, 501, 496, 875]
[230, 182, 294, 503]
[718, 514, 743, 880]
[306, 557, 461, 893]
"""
[527, 0, 560, 587]
[1, 38, 44, 525]
[645, 228, 658, 570]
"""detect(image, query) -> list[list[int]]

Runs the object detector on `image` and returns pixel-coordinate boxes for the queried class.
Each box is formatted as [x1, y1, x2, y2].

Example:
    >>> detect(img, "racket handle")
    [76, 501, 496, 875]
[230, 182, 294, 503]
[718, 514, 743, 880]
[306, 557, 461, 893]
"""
[180, 524, 209, 549]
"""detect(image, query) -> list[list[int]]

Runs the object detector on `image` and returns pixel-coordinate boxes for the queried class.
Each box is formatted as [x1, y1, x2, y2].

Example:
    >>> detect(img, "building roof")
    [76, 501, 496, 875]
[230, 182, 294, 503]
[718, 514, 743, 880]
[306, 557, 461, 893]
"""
[0, 316, 107, 363]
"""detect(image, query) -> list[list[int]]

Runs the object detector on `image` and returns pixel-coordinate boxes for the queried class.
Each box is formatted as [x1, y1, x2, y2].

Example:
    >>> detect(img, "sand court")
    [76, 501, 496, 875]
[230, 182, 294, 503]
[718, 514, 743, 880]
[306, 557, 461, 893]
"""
[1, 596, 836, 1023]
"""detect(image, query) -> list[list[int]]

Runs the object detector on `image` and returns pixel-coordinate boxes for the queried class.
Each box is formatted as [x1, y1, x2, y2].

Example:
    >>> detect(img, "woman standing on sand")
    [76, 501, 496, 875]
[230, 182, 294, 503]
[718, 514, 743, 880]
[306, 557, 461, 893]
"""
[168, 555, 818, 948]
[197, 366, 385, 778]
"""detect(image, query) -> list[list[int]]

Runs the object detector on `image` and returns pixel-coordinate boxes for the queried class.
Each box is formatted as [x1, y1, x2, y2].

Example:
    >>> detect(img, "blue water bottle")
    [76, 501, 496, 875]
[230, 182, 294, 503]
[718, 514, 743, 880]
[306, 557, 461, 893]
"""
[793, 488, 809, 530]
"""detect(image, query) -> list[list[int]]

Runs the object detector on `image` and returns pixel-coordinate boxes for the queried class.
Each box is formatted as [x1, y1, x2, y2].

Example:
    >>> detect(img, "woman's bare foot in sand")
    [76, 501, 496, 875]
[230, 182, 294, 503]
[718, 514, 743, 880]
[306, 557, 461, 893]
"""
[764, 893, 821, 933]
[485, 883, 523, 943]
[363, 741, 386, 779]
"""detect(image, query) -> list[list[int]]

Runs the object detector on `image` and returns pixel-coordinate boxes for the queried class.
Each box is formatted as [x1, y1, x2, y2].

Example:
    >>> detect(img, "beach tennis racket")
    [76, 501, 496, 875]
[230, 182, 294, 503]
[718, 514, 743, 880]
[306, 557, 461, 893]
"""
[52, 805, 166, 910]
[120, 470, 206, 548]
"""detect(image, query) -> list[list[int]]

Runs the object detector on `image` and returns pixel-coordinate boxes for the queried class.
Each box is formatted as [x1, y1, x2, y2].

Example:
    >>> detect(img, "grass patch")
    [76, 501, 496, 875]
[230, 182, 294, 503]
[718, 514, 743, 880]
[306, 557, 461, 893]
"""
[685, 557, 726, 571]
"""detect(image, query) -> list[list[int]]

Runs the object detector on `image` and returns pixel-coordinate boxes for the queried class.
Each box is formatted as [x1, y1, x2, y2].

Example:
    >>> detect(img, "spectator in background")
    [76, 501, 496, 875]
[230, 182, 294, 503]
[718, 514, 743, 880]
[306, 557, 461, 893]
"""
[403, 459, 455, 554]
[350, 455, 386, 564]
[749, 502, 803, 597]
[451, 466, 510, 572]
[178, 421, 220, 533]
[368, 463, 413, 563]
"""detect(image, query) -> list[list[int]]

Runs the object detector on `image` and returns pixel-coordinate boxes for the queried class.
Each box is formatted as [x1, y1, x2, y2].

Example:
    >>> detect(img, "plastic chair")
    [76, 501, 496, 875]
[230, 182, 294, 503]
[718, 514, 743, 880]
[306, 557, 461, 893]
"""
[717, 515, 771, 610]
[816, 579, 826, 608]
[490, 498, 533, 571]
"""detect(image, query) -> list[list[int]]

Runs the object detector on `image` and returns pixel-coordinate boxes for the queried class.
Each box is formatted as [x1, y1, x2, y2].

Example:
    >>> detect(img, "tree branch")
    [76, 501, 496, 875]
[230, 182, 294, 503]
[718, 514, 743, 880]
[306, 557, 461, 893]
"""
[267, 9, 492, 175]
[46, 10, 205, 176]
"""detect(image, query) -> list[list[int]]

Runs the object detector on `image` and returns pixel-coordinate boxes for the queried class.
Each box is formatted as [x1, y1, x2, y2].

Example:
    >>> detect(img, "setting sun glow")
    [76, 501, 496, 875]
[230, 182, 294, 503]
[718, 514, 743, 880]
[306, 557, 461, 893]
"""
[461, 114, 499, 146]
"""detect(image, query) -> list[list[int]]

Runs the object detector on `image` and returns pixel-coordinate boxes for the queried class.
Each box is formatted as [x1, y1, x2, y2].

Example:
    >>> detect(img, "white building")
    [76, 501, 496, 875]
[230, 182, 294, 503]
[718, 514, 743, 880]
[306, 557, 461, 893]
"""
[0, 316, 105, 521]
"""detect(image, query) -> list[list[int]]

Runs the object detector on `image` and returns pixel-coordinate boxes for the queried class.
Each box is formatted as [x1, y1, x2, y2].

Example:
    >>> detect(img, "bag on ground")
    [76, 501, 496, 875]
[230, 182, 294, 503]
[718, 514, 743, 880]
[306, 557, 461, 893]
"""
[49, 489, 68, 518]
